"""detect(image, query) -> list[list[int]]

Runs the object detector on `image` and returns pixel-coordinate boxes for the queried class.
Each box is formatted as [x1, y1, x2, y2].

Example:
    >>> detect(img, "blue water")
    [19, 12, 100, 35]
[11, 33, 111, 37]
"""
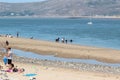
[13, 49, 120, 67]
[0, 18, 120, 49]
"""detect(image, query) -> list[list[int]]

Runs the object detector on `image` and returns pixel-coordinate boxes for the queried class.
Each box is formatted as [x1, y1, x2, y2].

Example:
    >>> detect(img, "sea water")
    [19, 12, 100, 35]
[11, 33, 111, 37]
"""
[0, 18, 120, 49]
[13, 49, 120, 67]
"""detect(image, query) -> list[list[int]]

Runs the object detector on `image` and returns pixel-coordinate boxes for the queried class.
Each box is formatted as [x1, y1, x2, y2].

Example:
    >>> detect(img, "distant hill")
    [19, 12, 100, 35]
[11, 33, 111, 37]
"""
[0, 0, 120, 17]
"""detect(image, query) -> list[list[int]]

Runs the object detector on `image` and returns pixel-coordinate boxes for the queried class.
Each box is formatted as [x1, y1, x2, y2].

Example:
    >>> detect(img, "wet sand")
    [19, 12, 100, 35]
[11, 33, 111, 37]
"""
[0, 37, 120, 63]
[1, 37, 120, 80]
[0, 53, 120, 80]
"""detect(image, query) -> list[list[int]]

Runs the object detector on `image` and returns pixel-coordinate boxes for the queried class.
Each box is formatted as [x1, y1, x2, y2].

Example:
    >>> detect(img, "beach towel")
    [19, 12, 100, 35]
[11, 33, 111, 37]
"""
[24, 73, 37, 77]
[24, 73, 37, 80]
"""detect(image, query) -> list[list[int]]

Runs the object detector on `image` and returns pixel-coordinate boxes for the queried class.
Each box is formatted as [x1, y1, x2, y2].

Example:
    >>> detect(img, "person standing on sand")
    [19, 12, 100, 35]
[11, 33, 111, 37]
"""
[6, 40, 9, 46]
[7, 47, 13, 64]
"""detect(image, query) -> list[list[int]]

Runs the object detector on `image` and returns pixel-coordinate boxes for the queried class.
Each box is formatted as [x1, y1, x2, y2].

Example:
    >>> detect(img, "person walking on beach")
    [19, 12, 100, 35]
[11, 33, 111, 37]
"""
[6, 40, 9, 46]
[7, 47, 13, 64]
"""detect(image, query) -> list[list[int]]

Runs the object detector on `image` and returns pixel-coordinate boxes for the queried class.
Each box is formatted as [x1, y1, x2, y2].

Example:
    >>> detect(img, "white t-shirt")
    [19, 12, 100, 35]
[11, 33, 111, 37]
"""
[8, 50, 12, 59]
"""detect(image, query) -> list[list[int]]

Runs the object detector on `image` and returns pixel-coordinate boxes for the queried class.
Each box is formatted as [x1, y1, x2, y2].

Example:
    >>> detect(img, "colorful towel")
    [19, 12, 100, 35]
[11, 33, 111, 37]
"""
[24, 73, 37, 77]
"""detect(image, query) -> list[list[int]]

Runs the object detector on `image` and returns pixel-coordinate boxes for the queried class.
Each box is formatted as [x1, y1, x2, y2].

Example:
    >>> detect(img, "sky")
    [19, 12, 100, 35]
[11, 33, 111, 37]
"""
[0, 0, 46, 3]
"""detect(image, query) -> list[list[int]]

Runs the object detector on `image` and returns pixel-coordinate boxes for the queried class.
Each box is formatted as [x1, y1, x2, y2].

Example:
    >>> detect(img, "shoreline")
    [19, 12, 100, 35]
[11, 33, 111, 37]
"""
[12, 54, 120, 75]
[1, 37, 120, 63]
[1, 51, 120, 80]
[1, 37, 120, 80]
[0, 16, 120, 19]
[1, 52, 120, 74]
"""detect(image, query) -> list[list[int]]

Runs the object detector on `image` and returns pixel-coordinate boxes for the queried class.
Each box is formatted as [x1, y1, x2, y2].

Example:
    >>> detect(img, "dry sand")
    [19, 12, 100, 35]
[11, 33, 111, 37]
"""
[0, 37, 120, 63]
[0, 61, 120, 80]
[0, 37, 120, 80]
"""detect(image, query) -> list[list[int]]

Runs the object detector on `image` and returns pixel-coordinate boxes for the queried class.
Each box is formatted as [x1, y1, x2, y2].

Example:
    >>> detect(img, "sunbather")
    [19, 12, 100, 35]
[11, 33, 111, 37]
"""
[6, 63, 25, 73]
[6, 63, 14, 72]
[13, 67, 25, 73]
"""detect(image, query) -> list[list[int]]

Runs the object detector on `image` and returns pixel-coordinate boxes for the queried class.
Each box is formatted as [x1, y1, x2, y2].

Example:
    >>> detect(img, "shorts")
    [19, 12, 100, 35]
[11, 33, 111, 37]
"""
[8, 59, 12, 64]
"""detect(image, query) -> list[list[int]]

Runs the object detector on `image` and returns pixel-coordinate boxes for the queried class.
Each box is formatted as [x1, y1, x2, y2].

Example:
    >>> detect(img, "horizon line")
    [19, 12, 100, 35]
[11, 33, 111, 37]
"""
[0, 0, 46, 3]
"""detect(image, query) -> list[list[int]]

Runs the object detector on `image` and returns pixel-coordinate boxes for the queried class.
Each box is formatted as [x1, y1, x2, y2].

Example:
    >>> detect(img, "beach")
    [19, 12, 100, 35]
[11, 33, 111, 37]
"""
[0, 36, 120, 80]
[1, 61, 120, 80]
[0, 37, 120, 63]
[0, 51, 120, 80]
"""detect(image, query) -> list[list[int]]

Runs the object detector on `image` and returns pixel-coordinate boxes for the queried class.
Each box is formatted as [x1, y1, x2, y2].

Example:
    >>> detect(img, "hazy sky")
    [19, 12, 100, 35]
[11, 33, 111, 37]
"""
[0, 0, 46, 3]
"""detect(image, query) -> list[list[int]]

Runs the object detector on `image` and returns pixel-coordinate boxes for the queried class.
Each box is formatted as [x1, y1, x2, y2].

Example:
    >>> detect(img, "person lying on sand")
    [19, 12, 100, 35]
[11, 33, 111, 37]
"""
[13, 67, 25, 73]
[5, 63, 25, 73]
[5, 63, 14, 72]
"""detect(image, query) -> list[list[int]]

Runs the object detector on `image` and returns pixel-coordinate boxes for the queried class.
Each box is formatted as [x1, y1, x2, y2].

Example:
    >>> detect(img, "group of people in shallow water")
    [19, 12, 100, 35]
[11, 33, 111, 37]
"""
[3, 32, 34, 39]
[4, 32, 19, 38]
[55, 37, 73, 44]
[1, 40, 25, 73]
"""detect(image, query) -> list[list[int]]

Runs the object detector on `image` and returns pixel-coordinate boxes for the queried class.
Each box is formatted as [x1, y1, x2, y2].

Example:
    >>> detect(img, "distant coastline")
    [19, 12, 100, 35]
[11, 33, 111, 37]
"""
[0, 15, 120, 19]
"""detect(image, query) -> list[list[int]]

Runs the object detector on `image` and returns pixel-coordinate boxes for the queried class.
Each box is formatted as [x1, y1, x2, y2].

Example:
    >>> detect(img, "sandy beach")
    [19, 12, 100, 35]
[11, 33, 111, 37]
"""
[0, 36, 120, 80]
[0, 37, 120, 63]
[1, 61, 120, 80]
[0, 54, 120, 80]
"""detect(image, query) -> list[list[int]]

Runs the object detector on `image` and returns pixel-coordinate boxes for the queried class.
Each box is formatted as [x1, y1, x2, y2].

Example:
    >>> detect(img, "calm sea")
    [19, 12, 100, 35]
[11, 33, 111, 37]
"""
[0, 18, 120, 50]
